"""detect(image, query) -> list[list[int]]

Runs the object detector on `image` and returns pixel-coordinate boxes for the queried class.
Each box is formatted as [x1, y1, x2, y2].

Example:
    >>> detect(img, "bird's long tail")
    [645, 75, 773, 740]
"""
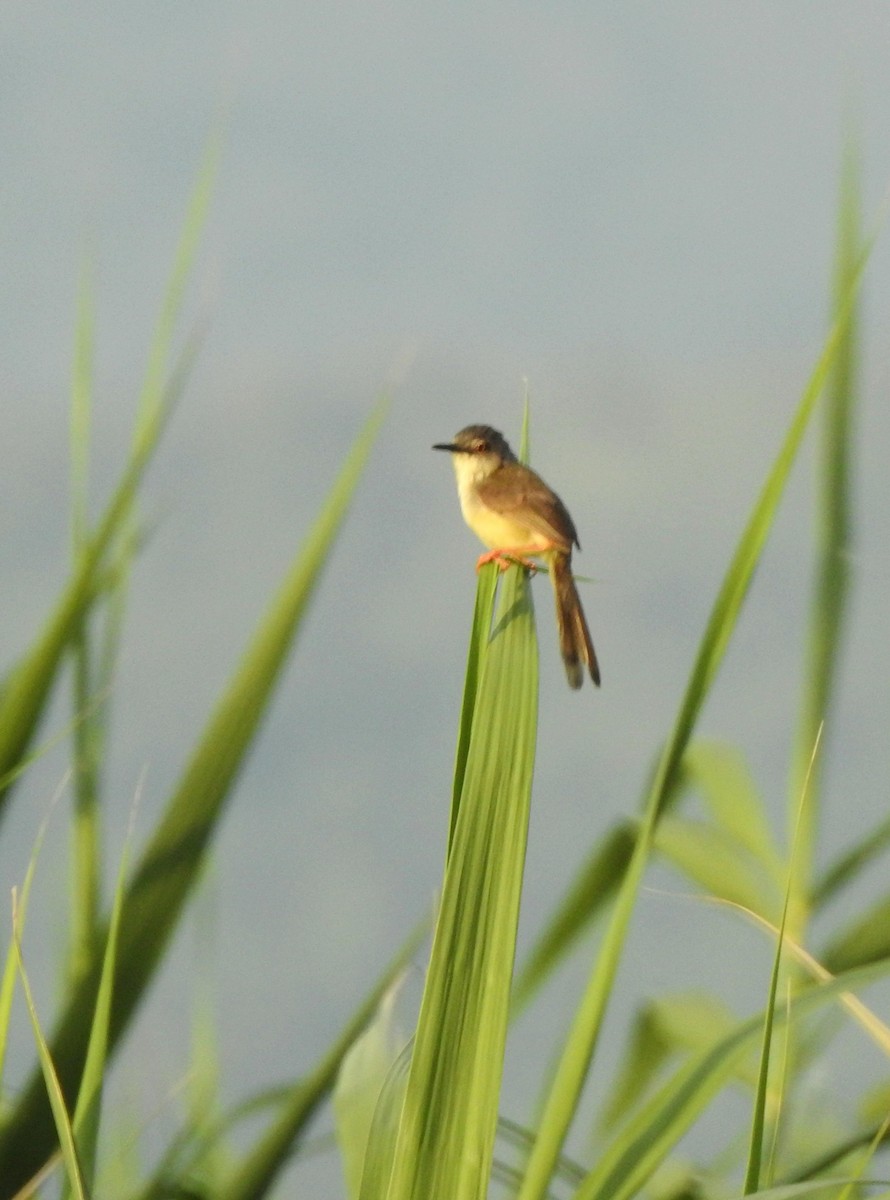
[550, 553, 600, 689]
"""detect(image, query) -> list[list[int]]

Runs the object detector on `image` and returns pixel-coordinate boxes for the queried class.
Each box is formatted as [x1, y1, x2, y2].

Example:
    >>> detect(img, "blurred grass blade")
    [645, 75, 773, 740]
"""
[812, 810, 890, 908]
[0, 354, 176, 818]
[69, 252, 102, 982]
[682, 742, 784, 875]
[356, 1043, 412, 1200]
[822, 890, 890, 973]
[386, 559, 539, 1200]
[511, 822, 635, 1015]
[0, 145, 217, 821]
[516, 245, 871, 1200]
[574, 957, 890, 1200]
[217, 920, 425, 1200]
[70, 251, 94, 550]
[744, 732, 819, 1195]
[334, 975, 410, 1199]
[0, 400, 387, 1194]
[62, 809, 135, 1199]
[513, 740, 781, 1015]
[788, 134, 861, 890]
[654, 815, 782, 920]
[136, 127, 221, 436]
[0, 778, 65, 1096]
[12, 893, 87, 1200]
[599, 992, 753, 1133]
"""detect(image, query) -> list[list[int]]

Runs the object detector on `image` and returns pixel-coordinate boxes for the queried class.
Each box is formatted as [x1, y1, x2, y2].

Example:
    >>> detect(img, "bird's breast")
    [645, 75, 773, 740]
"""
[452, 460, 547, 552]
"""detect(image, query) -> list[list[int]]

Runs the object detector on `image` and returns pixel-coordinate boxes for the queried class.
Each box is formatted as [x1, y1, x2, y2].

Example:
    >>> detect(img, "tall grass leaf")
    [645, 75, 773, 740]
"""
[70, 251, 94, 550]
[512, 741, 780, 1014]
[135, 127, 221, 438]
[0, 777, 65, 1097]
[182, 868, 231, 1192]
[782, 1118, 890, 1187]
[447, 400, 531, 858]
[0, 150, 214, 820]
[355, 1043, 413, 1200]
[334, 975, 410, 1199]
[821, 891, 890, 974]
[62, 808, 135, 1199]
[69, 252, 102, 983]
[0, 400, 387, 1194]
[654, 816, 782, 920]
[447, 568, 499, 855]
[12, 892, 87, 1200]
[130, 1087, 296, 1200]
[811, 810, 890, 908]
[516, 243, 872, 1200]
[599, 992, 754, 1133]
[573, 957, 890, 1200]
[681, 742, 784, 877]
[386, 559, 539, 1200]
[744, 728, 821, 1196]
[789, 134, 860, 892]
[732, 1183, 890, 1200]
[217, 920, 425, 1200]
[0, 371, 172, 820]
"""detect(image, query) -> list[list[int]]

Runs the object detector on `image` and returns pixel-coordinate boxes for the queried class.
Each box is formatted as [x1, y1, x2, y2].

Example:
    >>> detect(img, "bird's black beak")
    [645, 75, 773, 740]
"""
[432, 442, 457, 452]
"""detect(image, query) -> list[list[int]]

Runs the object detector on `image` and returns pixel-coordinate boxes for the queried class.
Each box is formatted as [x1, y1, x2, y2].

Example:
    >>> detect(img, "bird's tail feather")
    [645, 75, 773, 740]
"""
[551, 554, 600, 689]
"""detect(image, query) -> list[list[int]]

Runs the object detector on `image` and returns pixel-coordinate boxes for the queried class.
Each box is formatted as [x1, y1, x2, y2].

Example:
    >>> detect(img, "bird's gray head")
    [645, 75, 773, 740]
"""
[432, 424, 517, 463]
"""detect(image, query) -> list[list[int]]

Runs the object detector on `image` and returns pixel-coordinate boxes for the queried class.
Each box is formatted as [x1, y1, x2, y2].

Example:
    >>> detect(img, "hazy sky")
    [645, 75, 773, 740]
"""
[3, 4, 890, 1191]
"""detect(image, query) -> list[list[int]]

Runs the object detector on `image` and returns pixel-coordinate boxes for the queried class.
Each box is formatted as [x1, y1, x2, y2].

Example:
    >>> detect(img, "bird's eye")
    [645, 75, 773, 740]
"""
[472, 438, 487, 452]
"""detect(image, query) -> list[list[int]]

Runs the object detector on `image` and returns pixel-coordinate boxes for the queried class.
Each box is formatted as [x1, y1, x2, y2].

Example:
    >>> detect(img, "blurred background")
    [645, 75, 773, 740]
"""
[2, 1, 890, 1190]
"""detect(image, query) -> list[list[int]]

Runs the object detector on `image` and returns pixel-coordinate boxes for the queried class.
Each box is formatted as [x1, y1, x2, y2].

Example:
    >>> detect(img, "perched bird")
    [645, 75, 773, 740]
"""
[433, 424, 600, 688]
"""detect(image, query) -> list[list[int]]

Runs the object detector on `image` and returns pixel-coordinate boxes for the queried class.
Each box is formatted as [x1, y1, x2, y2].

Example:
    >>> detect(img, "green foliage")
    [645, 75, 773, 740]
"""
[1, 135, 888, 1200]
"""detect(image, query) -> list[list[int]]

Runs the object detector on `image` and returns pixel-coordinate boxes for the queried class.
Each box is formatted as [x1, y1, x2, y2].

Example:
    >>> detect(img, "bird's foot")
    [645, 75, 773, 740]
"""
[475, 548, 541, 574]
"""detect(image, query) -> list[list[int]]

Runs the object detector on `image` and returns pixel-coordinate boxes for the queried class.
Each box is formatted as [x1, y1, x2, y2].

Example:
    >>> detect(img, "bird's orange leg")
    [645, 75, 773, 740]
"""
[475, 546, 545, 574]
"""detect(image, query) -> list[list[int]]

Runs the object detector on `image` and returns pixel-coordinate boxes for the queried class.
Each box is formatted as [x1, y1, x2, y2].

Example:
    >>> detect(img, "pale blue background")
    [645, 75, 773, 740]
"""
[3, 3, 890, 1192]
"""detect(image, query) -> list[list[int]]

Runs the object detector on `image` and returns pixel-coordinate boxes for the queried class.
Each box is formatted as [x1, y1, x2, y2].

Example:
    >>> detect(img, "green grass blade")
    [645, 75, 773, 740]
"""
[62, 809, 135, 1198]
[599, 992, 753, 1133]
[217, 921, 425, 1200]
[655, 815, 783, 920]
[743, 730, 824, 1194]
[135, 127, 221, 440]
[574, 957, 890, 1200]
[447, 568, 498, 855]
[682, 742, 784, 875]
[0, 780, 64, 1099]
[0, 400, 387, 1194]
[12, 894, 87, 1200]
[821, 890, 890, 973]
[356, 1043, 412, 1200]
[515, 247, 871, 1200]
[333, 978, 410, 1200]
[447, 399, 530, 858]
[386, 560, 539, 1200]
[334, 976, 407, 1199]
[811, 811, 890, 908]
[511, 822, 635, 1014]
[788, 134, 861, 891]
[69, 253, 102, 984]
[0, 166, 213, 825]
[70, 251, 94, 550]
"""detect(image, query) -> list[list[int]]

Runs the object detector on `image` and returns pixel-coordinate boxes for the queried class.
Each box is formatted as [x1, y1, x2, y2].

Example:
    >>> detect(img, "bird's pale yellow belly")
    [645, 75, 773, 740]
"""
[457, 480, 552, 554]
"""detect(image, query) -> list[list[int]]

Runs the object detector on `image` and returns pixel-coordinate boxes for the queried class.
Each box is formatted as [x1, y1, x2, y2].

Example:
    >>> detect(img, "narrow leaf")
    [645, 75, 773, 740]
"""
[516, 243, 871, 1200]
[0, 401, 387, 1193]
[387, 557, 539, 1200]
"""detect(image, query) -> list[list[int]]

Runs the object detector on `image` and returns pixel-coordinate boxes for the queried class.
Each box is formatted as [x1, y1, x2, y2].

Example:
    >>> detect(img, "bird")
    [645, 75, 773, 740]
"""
[433, 424, 600, 688]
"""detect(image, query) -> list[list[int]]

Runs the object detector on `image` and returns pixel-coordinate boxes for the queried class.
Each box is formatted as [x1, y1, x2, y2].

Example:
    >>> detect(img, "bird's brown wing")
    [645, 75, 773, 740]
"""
[476, 462, 580, 550]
